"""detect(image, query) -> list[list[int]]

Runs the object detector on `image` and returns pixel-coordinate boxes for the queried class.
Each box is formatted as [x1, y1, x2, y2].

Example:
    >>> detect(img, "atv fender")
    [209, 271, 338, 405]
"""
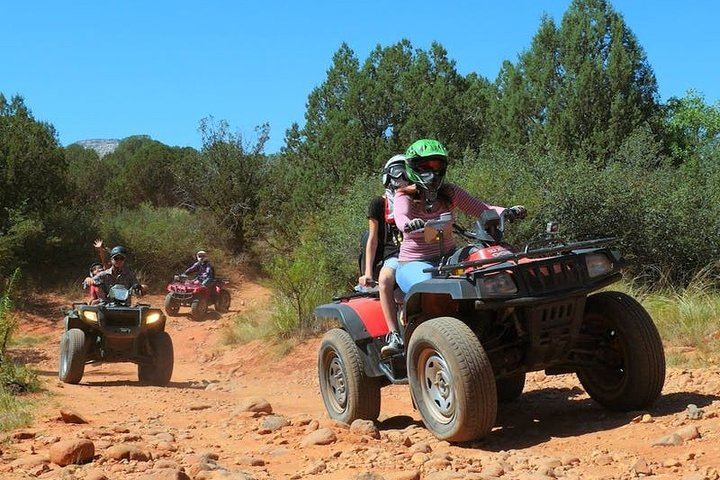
[314, 297, 387, 341]
[315, 300, 389, 379]
[404, 278, 478, 320]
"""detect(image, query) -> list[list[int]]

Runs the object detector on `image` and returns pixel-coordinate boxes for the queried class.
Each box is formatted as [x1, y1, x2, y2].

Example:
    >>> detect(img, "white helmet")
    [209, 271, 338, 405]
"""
[381, 154, 408, 189]
[196, 250, 208, 260]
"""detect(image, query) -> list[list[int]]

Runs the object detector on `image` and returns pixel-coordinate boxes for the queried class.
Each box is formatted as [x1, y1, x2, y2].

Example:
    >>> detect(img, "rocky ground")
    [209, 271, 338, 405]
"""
[2, 277, 720, 480]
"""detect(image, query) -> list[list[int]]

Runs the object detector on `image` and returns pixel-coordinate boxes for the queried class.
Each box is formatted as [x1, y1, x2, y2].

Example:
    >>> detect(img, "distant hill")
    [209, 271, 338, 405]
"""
[73, 139, 121, 157]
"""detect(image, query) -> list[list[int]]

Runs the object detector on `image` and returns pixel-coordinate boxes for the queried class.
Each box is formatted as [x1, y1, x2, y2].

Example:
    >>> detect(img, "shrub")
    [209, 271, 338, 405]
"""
[96, 204, 215, 287]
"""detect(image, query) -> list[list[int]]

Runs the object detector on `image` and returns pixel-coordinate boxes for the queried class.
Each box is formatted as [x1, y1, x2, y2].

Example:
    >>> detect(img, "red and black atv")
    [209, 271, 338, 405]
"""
[164, 274, 231, 321]
[315, 209, 666, 442]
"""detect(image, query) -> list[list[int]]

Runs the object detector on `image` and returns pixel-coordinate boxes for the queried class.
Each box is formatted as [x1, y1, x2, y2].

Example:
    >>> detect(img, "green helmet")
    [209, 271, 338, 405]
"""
[404, 139, 448, 196]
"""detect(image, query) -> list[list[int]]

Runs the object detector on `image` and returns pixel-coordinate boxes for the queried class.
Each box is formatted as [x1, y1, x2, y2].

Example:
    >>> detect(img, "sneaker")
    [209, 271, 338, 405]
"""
[380, 331, 404, 357]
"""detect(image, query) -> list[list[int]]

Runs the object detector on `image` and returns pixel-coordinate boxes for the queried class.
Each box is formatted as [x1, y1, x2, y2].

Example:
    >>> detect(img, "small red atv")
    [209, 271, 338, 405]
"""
[316, 209, 666, 442]
[164, 274, 231, 321]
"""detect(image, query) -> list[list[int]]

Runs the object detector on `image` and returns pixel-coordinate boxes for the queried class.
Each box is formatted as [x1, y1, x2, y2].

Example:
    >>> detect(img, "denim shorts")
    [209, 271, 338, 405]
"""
[382, 256, 400, 271]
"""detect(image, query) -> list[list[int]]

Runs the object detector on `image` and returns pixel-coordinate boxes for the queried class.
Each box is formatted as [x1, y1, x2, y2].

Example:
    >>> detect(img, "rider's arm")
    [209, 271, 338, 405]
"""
[184, 262, 199, 275]
[363, 218, 380, 280]
[392, 191, 412, 234]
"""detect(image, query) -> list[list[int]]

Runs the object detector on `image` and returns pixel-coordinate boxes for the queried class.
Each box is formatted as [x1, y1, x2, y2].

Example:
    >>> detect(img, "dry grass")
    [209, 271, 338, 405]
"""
[618, 267, 720, 367]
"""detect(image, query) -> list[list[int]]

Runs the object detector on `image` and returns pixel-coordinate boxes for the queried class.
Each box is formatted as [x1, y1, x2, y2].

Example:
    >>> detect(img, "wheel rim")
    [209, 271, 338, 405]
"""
[325, 352, 347, 413]
[417, 348, 455, 424]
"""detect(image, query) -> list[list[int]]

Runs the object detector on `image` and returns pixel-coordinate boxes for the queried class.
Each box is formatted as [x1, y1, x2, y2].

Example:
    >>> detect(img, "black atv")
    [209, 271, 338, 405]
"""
[59, 284, 174, 386]
[315, 209, 666, 442]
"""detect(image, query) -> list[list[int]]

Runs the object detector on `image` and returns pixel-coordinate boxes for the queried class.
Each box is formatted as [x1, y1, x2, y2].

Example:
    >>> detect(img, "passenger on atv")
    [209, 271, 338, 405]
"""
[394, 138, 526, 298]
[358, 154, 415, 358]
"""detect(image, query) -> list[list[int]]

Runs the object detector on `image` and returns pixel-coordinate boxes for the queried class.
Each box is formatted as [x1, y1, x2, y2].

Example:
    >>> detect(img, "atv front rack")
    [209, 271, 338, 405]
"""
[426, 237, 616, 275]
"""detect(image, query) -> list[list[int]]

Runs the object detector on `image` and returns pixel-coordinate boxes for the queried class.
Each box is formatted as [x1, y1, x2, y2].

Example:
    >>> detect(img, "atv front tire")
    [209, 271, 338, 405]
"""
[318, 328, 381, 423]
[577, 291, 665, 410]
[59, 328, 86, 384]
[191, 297, 208, 321]
[164, 294, 180, 316]
[214, 290, 231, 314]
[408, 317, 497, 442]
[138, 332, 174, 386]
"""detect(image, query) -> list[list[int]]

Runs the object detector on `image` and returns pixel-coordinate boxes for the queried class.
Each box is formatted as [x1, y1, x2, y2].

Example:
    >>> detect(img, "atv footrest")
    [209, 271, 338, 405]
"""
[378, 356, 408, 384]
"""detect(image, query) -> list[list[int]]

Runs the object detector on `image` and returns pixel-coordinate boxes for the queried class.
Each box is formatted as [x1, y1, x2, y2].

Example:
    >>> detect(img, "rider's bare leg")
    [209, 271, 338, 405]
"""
[379, 265, 398, 333]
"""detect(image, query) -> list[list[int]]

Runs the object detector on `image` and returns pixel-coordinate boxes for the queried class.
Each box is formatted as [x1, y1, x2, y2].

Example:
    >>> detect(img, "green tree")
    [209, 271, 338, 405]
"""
[493, 0, 662, 161]
[101, 136, 187, 209]
[174, 117, 269, 252]
[0, 95, 68, 277]
[664, 90, 720, 163]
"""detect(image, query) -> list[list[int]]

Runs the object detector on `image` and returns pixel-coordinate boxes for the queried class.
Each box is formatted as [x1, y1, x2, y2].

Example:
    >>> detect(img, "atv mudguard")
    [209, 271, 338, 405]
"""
[314, 296, 388, 342]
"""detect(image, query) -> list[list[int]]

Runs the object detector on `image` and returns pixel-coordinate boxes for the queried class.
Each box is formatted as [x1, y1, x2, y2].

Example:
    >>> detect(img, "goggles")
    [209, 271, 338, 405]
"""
[414, 157, 446, 173]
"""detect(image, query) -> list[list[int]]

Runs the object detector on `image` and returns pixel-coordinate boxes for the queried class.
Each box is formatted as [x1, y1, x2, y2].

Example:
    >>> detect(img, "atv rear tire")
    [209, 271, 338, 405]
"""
[138, 332, 174, 386]
[318, 328, 381, 423]
[164, 294, 180, 316]
[496, 373, 526, 403]
[59, 328, 86, 384]
[214, 290, 231, 314]
[577, 291, 665, 411]
[408, 317, 497, 442]
[191, 297, 208, 321]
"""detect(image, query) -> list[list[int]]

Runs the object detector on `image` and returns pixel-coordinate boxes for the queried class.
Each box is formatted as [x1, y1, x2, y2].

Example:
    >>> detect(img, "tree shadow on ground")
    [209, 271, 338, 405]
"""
[377, 385, 719, 451]
[462, 386, 719, 451]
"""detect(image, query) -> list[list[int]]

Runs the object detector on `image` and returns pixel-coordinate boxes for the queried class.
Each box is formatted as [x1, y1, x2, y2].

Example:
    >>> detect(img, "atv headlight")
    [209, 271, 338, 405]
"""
[145, 312, 162, 325]
[479, 272, 517, 295]
[585, 253, 612, 278]
[81, 310, 98, 323]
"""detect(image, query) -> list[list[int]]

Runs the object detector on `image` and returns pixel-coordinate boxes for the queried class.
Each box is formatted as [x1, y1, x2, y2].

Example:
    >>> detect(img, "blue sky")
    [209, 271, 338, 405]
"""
[3, 1, 718, 154]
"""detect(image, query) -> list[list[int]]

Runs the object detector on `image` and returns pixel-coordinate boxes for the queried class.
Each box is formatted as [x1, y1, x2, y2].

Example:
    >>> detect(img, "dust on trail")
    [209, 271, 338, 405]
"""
[3, 275, 720, 479]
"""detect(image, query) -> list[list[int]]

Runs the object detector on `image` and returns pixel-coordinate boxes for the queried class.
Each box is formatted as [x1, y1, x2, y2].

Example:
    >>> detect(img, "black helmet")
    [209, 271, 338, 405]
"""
[110, 245, 128, 259]
[89, 262, 104, 276]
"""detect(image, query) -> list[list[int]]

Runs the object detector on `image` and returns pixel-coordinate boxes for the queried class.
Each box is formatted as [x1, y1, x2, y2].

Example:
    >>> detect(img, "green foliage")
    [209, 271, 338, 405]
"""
[266, 219, 334, 336]
[0, 388, 34, 432]
[265, 172, 376, 336]
[100, 136, 186, 209]
[664, 90, 720, 163]
[0, 95, 69, 279]
[96, 204, 214, 286]
[174, 117, 269, 253]
[0, 269, 39, 399]
[492, 0, 662, 161]
[0, 270, 20, 355]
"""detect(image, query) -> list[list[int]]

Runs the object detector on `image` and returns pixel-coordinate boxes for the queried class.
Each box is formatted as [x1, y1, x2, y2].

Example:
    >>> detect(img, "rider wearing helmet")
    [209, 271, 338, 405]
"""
[86, 245, 141, 300]
[404, 139, 448, 210]
[184, 250, 215, 286]
[393, 138, 525, 296]
[358, 154, 413, 357]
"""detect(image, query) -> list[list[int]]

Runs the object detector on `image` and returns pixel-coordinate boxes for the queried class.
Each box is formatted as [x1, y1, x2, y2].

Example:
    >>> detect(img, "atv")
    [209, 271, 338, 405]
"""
[164, 274, 231, 321]
[59, 284, 174, 385]
[315, 209, 666, 442]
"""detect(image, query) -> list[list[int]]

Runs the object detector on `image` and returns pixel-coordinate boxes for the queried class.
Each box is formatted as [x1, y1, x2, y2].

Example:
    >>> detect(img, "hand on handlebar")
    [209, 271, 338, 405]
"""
[506, 205, 527, 222]
[404, 218, 426, 233]
[358, 275, 377, 288]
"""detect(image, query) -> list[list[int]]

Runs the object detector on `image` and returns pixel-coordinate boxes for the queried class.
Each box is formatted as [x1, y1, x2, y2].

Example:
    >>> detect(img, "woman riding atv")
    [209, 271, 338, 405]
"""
[394, 139, 526, 295]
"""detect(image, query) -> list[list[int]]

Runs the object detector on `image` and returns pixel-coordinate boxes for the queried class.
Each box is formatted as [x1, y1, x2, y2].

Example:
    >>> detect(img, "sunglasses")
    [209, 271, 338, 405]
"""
[112, 255, 126, 261]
